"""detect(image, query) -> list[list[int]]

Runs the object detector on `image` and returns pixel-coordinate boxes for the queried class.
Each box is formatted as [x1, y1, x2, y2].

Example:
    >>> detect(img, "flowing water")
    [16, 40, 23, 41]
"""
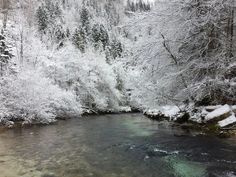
[0, 113, 236, 177]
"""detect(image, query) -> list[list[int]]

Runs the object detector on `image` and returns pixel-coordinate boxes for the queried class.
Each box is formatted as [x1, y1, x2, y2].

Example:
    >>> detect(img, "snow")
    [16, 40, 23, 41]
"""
[205, 105, 231, 122]
[119, 106, 132, 112]
[205, 105, 222, 111]
[145, 106, 180, 117]
[1, 0, 236, 127]
[232, 105, 236, 110]
[161, 106, 180, 117]
[218, 114, 236, 128]
[125, 0, 156, 5]
[145, 109, 162, 116]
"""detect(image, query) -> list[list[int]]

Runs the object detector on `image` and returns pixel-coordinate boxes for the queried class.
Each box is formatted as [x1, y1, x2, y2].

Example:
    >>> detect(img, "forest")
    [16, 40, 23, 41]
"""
[0, 0, 236, 128]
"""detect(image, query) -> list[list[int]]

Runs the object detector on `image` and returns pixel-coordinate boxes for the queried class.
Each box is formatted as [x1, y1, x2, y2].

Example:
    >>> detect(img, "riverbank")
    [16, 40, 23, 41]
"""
[144, 105, 236, 137]
[1, 105, 236, 137]
[0, 106, 134, 128]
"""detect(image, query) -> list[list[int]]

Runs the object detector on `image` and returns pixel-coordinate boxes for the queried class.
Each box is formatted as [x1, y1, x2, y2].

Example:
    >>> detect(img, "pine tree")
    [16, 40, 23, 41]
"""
[0, 32, 13, 76]
[36, 1, 63, 42]
[107, 39, 123, 59]
[36, 6, 48, 33]
[91, 24, 109, 50]
[80, 7, 90, 33]
[72, 27, 87, 53]
[126, 0, 151, 12]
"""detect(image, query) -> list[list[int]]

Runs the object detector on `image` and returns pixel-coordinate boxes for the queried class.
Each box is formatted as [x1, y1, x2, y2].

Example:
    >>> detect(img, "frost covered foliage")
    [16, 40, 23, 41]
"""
[0, 0, 128, 124]
[177, 0, 236, 105]
[1, 0, 235, 124]
[44, 44, 126, 112]
[123, 0, 236, 108]
[0, 70, 82, 124]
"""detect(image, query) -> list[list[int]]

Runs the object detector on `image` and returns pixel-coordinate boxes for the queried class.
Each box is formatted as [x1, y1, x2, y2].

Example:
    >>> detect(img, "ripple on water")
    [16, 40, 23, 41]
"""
[0, 113, 235, 177]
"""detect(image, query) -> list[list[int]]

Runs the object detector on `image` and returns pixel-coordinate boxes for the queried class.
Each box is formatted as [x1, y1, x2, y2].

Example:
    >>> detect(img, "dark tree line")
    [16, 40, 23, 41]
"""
[126, 0, 151, 12]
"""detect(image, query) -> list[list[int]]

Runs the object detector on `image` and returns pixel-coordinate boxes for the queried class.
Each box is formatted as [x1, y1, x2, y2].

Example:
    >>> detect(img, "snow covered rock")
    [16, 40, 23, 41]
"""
[161, 106, 180, 117]
[5, 121, 14, 128]
[144, 106, 180, 120]
[144, 109, 167, 120]
[218, 114, 236, 128]
[232, 105, 236, 114]
[205, 104, 231, 122]
[205, 105, 222, 112]
[119, 106, 132, 113]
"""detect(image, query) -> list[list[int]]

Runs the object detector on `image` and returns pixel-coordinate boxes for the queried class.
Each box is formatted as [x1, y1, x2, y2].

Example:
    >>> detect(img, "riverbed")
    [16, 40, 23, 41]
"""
[0, 113, 236, 177]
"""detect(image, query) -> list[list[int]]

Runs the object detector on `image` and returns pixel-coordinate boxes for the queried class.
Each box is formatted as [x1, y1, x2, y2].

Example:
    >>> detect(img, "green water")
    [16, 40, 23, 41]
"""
[0, 113, 235, 177]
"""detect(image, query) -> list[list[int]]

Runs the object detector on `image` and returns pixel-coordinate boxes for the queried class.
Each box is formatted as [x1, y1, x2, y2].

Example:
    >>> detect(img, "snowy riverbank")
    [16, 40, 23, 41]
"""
[1, 104, 236, 137]
[144, 105, 236, 137]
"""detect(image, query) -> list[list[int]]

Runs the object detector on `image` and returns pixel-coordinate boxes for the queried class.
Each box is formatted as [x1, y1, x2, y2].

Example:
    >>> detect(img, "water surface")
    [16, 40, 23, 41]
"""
[0, 113, 236, 177]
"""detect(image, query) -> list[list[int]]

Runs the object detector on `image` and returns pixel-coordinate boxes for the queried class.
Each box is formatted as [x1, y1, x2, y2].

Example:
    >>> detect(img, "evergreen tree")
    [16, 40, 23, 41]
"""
[72, 27, 87, 53]
[36, 6, 48, 33]
[91, 24, 109, 50]
[0, 32, 13, 76]
[80, 7, 90, 33]
[36, 1, 63, 43]
[107, 39, 123, 59]
[126, 0, 151, 12]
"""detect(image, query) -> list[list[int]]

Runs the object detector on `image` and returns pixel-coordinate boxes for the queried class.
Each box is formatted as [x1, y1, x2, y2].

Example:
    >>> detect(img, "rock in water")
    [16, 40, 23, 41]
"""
[218, 114, 236, 128]
[205, 105, 231, 123]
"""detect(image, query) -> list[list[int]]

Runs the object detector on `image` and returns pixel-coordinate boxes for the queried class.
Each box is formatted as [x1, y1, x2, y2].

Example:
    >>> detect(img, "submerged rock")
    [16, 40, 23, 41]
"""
[164, 156, 207, 177]
[41, 173, 56, 177]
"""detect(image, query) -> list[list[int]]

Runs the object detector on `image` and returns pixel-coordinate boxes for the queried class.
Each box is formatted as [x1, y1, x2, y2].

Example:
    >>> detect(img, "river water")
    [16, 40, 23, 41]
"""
[0, 113, 236, 177]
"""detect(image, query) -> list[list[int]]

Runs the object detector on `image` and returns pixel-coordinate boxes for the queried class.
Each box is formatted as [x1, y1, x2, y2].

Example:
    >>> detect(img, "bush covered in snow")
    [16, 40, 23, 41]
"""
[0, 69, 82, 124]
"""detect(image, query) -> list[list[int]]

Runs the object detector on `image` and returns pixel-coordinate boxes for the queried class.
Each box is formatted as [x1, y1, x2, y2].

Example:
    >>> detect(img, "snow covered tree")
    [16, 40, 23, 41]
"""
[0, 32, 13, 76]
[91, 24, 109, 50]
[72, 27, 87, 53]
[104, 1, 120, 26]
[36, 1, 63, 45]
[126, 0, 151, 12]
[80, 7, 90, 33]
[36, 5, 48, 33]
[106, 39, 123, 60]
[175, 0, 236, 105]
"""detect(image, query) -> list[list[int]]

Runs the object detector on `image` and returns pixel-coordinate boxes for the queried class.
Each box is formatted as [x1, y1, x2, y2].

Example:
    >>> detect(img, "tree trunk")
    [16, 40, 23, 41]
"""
[227, 1, 234, 58]
[20, 30, 24, 65]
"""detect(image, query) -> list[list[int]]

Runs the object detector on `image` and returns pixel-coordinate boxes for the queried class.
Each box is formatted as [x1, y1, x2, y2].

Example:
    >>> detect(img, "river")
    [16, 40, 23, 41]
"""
[0, 113, 236, 177]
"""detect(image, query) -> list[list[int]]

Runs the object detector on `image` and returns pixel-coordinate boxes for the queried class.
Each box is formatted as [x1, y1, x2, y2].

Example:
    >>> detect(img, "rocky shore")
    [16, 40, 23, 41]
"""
[144, 105, 236, 137]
